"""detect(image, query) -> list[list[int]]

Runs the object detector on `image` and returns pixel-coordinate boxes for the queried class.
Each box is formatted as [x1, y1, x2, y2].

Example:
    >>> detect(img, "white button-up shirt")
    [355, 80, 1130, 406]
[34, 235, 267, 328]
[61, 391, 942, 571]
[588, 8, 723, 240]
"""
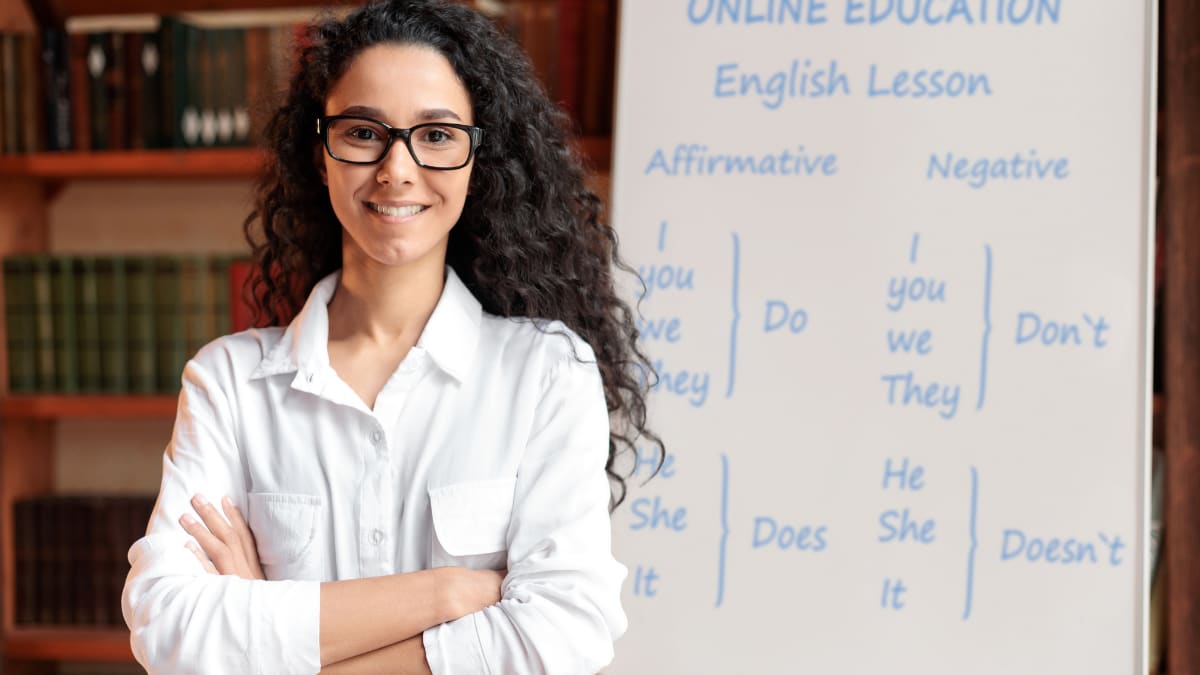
[122, 268, 628, 674]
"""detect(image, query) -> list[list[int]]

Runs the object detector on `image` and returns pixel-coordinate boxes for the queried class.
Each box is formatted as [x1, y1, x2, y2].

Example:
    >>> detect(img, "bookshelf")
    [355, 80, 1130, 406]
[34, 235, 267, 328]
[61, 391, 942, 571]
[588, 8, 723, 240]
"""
[0, 0, 618, 670]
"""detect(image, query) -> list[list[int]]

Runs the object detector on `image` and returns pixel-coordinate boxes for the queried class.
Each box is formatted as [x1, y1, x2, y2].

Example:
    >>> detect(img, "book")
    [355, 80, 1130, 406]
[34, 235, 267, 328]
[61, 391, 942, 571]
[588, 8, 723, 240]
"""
[139, 29, 164, 148]
[1, 33, 18, 154]
[228, 257, 256, 332]
[35, 496, 54, 623]
[76, 256, 102, 392]
[41, 28, 74, 151]
[18, 32, 40, 153]
[197, 27, 216, 147]
[85, 32, 110, 150]
[14, 499, 36, 624]
[31, 255, 56, 392]
[4, 256, 37, 393]
[68, 31, 92, 151]
[51, 255, 79, 393]
[153, 256, 185, 393]
[181, 255, 213, 359]
[124, 32, 145, 149]
[96, 256, 129, 393]
[243, 26, 269, 145]
[105, 32, 128, 150]
[125, 256, 156, 393]
[211, 255, 232, 337]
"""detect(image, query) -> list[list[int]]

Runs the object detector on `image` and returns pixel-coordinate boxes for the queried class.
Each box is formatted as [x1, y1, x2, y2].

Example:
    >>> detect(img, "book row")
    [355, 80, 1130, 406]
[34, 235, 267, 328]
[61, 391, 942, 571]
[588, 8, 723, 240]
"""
[0, 20, 298, 154]
[14, 494, 156, 628]
[0, 0, 616, 156]
[3, 254, 254, 395]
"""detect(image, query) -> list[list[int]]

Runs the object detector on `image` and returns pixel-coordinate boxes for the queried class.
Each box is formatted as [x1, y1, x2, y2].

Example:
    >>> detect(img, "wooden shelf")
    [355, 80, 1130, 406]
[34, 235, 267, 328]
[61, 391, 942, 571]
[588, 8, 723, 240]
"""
[5, 627, 133, 662]
[0, 136, 612, 180]
[35, 0, 359, 20]
[0, 148, 265, 180]
[0, 395, 177, 419]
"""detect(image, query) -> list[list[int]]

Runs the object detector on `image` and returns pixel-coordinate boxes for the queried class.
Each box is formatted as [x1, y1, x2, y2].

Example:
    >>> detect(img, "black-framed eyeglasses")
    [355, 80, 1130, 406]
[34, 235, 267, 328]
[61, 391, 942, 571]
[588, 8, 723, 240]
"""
[317, 115, 484, 170]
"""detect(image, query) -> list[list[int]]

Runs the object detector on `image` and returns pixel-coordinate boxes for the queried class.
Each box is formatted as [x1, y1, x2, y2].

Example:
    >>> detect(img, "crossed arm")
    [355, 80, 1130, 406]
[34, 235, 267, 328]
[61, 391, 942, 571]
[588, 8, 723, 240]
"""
[179, 493, 504, 673]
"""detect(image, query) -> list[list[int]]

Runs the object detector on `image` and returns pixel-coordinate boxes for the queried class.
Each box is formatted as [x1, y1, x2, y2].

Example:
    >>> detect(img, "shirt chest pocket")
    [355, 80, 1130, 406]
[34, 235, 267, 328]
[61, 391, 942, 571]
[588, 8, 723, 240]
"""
[247, 492, 324, 581]
[428, 478, 516, 571]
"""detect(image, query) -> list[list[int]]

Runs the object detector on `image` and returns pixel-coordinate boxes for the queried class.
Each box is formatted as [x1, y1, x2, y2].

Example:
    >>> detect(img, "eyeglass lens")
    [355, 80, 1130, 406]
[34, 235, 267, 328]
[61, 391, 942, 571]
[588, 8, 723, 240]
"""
[326, 118, 473, 167]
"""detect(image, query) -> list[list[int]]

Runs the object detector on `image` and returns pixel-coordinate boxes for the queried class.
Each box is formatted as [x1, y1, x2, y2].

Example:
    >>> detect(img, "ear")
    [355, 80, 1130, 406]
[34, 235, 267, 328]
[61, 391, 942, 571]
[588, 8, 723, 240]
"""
[314, 144, 327, 185]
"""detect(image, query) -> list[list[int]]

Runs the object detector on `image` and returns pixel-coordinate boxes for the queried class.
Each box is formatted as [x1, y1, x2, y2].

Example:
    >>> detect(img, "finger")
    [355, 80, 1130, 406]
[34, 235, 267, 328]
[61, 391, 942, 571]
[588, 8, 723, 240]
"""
[221, 496, 259, 559]
[179, 513, 234, 572]
[185, 541, 219, 575]
[191, 494, 237, 547]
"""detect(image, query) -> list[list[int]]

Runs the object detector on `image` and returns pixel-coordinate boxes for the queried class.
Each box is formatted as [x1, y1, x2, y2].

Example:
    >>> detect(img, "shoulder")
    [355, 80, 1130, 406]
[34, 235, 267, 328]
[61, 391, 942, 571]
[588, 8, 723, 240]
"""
[478, 314, 599, 372]
[187, 327, 287, 386]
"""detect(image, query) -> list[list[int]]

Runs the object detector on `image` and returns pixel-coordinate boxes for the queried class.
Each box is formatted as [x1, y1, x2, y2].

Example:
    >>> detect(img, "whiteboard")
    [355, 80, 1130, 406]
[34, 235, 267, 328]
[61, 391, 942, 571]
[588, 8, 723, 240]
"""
[607, 2, 1156, 674]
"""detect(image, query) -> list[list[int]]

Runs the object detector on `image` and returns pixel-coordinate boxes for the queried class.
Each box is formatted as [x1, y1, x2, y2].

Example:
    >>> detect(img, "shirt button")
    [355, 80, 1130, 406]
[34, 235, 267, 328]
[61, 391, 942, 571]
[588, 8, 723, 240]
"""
[370, 529, 385, 545]
[370, 430, 383, 444]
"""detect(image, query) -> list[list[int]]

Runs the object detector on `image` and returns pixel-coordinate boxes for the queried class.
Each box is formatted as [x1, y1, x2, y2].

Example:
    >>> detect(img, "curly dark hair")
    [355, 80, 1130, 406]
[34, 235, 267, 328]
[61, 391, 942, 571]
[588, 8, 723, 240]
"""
[243, 0, 662, 508]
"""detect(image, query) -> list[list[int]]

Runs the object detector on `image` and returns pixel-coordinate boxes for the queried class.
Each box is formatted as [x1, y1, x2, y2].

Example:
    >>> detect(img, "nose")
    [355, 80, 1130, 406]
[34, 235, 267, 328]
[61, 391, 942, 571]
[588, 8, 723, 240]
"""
[375, 136, 420, 186]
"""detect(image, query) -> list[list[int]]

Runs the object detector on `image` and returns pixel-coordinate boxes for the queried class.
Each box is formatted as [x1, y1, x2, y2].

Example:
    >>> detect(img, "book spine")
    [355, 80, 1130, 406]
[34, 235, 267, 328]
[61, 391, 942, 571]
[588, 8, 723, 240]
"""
[211, 255, 232, 337]
[63, 497, 83, 625]
[94, 498, 113, 625]
[230, 28, 249, 146]
[228, 257, 256, 333]
[243, 26, 268, 146]
[126, 256, 156, 393]
[14, 499, 35, 624]
[106, 32, 128, 150]
[52, 255, 79, 393]
[86, 32, 110, 151]
[31, 255, 56, 392]
[1, 33, 17, 154]
[198, 27, 216, 147]
[97, 256, 129, 393]
[180, 22, 201, 148]
[76, 256, 102, 392]
[69, 31, 92, 152]
[4, 256, 37, 393]
[41, 28, 73, 151]
[213, 28, 234, 146]
[140, 30, 163, 149]
[19, 33, 41, 153]
[182, 255, 212, 358]
[124, 32, 145, 149]
[157, 16, 178, 149]
[154, 256, 185, 393]
[35, 497, 54, 623]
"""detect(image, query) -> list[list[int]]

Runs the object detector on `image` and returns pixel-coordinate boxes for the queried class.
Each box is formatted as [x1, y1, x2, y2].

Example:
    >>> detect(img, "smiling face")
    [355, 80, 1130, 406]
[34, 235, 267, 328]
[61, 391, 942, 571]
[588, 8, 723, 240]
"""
[322, 43, 475, 274]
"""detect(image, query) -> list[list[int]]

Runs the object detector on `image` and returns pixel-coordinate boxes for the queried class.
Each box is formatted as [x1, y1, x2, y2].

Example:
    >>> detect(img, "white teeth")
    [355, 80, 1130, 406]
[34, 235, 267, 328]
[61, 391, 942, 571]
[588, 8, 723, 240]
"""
[368, 202, 426, 217]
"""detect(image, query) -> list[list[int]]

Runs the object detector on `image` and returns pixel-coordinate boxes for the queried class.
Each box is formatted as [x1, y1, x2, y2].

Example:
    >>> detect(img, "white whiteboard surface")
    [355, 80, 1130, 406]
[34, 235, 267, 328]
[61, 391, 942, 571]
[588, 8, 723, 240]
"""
[607, 2, 1156, 674]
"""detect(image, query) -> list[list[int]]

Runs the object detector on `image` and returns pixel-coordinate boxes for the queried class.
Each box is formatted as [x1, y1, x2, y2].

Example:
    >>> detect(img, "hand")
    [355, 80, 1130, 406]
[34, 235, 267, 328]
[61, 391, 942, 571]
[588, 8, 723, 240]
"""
[440, 567, 505, 621]
[180, 494, 266, 580]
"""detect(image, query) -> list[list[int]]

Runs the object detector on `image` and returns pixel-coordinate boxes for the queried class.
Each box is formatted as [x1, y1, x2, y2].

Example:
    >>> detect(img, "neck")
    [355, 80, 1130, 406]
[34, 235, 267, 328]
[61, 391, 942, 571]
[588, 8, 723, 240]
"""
[327, 248, 446, 347]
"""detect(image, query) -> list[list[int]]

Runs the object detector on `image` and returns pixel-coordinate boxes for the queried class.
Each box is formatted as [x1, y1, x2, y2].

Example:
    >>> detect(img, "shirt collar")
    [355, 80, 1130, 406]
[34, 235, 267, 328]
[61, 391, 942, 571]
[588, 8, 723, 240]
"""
[251, 266, 481, 385]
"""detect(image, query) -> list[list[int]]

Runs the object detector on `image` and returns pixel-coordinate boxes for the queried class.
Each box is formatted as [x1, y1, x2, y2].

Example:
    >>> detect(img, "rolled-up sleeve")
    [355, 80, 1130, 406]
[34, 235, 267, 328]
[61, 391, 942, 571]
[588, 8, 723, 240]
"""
[423, 354, 629, 675]
[121, 357, 321, 675]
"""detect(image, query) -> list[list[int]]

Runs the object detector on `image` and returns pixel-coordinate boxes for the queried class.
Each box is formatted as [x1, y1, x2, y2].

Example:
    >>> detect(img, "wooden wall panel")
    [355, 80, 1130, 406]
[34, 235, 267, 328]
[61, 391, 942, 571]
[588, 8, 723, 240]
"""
[1162, 0, 1200, 672]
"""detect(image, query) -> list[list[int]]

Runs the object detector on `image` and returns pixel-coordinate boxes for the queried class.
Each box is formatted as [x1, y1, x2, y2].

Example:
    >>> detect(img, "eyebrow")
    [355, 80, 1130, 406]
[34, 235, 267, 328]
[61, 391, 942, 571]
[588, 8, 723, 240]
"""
[336, 105, 465, 123]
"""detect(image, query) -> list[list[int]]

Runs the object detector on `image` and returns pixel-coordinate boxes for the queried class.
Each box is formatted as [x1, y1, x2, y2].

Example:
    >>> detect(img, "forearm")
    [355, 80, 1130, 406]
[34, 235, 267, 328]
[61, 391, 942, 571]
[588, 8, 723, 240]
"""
[320, 635, 431, 675]
[319, 569, 448, 666]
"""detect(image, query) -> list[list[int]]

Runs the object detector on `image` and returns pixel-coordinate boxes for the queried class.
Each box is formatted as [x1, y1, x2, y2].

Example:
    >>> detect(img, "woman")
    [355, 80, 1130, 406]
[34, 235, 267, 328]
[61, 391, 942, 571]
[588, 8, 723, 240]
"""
[121, 1, 660, 672]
